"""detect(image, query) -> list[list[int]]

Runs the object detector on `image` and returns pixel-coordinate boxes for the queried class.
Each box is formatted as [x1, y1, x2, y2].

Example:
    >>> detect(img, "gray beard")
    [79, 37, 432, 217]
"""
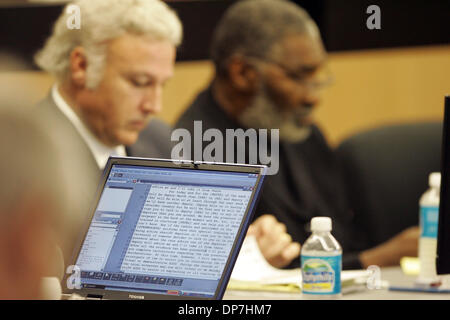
[238, 87, 312, 143]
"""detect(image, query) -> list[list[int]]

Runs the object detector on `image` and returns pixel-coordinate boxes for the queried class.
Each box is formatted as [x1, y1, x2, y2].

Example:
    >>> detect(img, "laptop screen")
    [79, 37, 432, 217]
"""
[73, 163, 260, 298]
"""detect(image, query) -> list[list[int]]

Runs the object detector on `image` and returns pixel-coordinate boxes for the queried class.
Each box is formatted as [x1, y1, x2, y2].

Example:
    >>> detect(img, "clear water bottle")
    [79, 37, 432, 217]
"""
[417, 172, 441, 285]
[301, 217, 342, 299]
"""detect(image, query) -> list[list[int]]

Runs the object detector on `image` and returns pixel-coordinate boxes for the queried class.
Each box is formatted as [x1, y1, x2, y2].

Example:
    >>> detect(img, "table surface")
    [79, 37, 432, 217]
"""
[223, 267, 450, 300]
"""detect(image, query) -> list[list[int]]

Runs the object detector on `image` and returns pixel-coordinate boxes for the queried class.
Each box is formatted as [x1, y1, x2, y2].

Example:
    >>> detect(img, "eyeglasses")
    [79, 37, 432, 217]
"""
[246, 56, 334, 90]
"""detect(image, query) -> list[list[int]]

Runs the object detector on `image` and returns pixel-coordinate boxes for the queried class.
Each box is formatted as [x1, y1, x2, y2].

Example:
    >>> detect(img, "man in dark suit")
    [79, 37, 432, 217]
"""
[33, 0, 299, 269]
[176, 0, 419, 269]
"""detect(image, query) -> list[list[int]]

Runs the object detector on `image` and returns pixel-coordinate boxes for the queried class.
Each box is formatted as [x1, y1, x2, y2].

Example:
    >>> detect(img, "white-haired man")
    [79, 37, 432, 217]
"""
[34, 0, 299, 269]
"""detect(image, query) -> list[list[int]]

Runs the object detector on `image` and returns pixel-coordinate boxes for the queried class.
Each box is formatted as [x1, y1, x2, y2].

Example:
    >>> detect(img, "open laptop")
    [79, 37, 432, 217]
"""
[62, 157, 266, 300]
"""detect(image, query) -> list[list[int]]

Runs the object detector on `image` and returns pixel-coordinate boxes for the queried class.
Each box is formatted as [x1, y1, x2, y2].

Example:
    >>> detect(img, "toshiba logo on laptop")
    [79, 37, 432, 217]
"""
[128, 294, 144, 300]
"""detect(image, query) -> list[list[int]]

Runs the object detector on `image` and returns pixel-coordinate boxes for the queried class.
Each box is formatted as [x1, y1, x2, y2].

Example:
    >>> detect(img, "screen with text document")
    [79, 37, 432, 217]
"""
[74, 164, 259, 297]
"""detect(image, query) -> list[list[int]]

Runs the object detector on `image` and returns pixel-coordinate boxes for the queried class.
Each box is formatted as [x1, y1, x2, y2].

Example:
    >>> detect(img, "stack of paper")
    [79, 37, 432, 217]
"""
[228, 236, 302, 292]
[228, 236, 373, 293]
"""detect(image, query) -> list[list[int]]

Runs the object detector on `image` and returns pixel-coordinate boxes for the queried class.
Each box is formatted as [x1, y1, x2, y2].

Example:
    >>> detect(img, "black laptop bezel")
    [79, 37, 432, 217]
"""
[62, 156, 266, 300]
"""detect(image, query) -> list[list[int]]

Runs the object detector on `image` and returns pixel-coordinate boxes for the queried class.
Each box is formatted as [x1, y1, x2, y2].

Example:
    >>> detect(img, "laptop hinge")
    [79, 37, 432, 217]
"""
[86, 294, 103, 300]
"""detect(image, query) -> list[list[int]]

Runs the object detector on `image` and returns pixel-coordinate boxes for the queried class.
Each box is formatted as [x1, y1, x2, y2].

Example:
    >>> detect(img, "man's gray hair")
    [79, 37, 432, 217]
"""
[211, 0, 315, 77]
[35, 0, 183, 88]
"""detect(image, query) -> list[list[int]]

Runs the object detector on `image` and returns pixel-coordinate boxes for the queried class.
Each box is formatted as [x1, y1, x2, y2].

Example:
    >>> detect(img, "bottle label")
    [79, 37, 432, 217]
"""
[301, 254, 341, 295]
[420, 206, 439, 238]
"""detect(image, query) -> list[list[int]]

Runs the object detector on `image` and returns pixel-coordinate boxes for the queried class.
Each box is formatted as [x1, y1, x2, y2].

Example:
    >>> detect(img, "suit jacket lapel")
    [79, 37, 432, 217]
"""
[34, 93, 99, 174]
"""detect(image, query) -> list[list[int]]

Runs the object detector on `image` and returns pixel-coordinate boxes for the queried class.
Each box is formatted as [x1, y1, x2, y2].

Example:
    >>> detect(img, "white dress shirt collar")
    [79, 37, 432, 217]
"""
[52, 84, 126, 169]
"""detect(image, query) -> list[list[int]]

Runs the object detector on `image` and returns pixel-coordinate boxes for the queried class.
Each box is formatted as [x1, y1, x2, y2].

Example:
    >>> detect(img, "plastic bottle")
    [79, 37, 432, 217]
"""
[417, 172, 441, 285]
[301, 217, 342, 299]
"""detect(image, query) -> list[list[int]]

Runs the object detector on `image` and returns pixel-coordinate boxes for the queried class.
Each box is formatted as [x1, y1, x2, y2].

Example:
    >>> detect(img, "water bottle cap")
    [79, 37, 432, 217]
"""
[429, 172, 441, 188]
[311, 217, 332, 232]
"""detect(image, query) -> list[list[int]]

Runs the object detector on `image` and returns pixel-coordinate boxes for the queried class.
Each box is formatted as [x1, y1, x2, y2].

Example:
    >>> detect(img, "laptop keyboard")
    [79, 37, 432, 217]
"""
[81, 271, 184, 286]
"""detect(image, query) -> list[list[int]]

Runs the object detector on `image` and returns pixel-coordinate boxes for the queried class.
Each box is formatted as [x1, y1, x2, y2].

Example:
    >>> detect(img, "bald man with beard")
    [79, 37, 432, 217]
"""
[176, 0, 419, 269]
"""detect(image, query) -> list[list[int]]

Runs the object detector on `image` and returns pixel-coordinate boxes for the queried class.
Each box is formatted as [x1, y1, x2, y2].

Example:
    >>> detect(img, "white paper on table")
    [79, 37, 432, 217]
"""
[341, 270, 373, 286]
[231, 235, 302, 286]
[231, 235, 374, 288]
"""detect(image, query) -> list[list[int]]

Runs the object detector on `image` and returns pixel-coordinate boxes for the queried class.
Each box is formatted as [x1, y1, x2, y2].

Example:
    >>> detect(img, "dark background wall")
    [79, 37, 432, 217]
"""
[0, 0, 449, 68]
[321, 0, 450, 51]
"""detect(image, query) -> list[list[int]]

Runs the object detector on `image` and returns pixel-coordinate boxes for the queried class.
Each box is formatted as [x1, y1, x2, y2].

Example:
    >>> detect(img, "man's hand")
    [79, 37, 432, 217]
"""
[247, 214, 301, 268]
[359, 226, 420, 268]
